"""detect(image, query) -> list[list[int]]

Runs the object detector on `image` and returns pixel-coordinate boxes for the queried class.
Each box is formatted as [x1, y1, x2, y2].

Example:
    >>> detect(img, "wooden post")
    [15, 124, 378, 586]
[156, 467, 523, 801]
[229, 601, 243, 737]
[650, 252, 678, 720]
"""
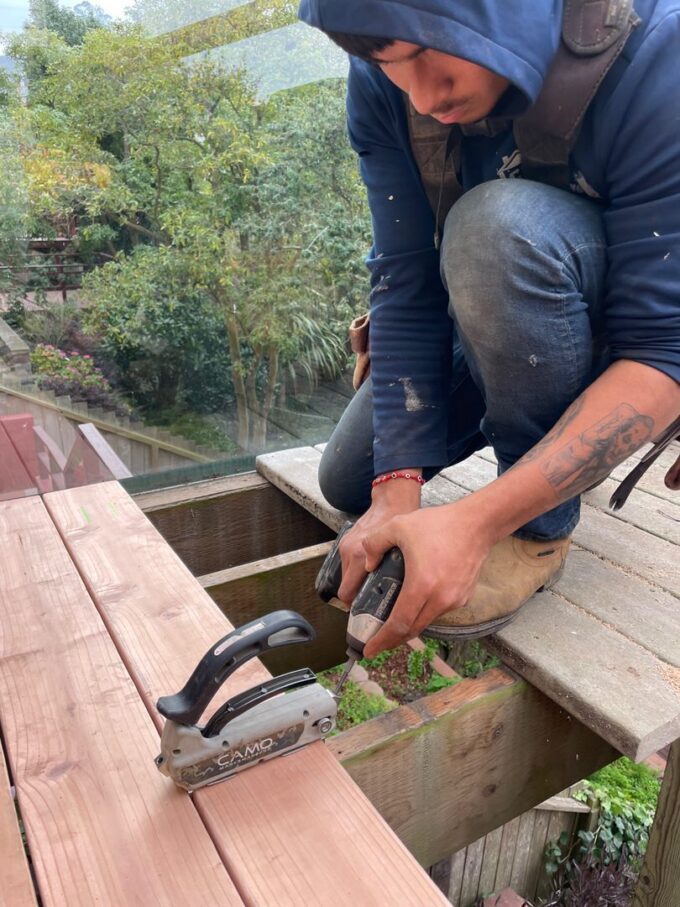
[633, 740, 680, 906]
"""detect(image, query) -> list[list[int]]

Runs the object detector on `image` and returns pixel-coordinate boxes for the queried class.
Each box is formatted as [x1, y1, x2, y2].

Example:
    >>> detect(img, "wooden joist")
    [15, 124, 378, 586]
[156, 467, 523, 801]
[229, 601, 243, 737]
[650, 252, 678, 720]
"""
[200, 542, 349, 675]
[44, 481, 448, 906]
[0, 497, 244, 907]
[256, 445, 680, 761]
[329, 669, 616, 867]
[633, 740, 680, 907]
[136, 472, 334, 576]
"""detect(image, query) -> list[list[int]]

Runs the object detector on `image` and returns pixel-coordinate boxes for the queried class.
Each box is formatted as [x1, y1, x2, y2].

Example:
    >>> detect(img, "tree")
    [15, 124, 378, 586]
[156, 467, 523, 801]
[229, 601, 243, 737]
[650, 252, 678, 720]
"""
[4, 22, 371, 448]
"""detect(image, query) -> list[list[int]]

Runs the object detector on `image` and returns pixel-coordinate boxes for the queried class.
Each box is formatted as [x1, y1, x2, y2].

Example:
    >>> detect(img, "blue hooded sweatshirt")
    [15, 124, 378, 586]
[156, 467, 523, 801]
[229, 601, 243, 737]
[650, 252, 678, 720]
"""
[299, 0, 680, 475]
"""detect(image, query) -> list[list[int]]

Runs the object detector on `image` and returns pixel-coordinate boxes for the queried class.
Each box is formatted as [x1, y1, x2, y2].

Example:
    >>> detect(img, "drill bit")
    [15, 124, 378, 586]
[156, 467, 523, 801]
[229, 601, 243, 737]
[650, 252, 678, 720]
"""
[334, 654, 357, 698]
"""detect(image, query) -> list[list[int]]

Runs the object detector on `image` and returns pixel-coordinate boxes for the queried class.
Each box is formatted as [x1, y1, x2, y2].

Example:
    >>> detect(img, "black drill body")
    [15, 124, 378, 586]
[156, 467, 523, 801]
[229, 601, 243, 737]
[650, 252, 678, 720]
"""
[316, 521, 405, 666]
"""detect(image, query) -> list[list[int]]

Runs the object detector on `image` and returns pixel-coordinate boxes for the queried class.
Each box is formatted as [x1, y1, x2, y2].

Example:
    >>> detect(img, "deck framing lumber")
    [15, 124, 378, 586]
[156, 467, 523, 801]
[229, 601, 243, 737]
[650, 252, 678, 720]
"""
[328, 669, 617, 867]
[135, 472, 334, 575]
[633, 740, 680, 907]
[200, 542, 349, 674]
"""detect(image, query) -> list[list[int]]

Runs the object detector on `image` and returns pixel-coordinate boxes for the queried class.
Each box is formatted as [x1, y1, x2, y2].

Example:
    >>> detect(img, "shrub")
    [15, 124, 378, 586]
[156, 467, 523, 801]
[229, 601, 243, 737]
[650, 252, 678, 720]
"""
[30, 343, 131, 415]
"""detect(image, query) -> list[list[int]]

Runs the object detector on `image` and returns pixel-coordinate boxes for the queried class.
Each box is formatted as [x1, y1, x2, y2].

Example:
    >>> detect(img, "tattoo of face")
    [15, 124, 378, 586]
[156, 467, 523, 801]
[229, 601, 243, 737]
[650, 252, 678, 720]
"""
[539, 403, 654, 500]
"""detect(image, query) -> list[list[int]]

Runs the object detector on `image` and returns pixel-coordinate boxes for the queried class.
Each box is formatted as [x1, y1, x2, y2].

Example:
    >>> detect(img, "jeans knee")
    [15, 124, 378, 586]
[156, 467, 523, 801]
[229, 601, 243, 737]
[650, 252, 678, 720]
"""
[441, 181, 604, 351]
[318, 444, 371, 514]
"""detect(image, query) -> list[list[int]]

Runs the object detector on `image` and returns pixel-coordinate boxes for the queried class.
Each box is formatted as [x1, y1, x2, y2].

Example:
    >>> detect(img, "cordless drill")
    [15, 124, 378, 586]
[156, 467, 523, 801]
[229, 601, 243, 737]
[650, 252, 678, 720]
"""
[316, 521, 405, 694]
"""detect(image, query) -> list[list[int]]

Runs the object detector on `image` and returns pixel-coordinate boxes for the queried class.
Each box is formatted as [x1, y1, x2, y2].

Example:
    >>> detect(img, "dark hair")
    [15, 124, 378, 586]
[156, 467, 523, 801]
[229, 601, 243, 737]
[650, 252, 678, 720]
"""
[326, 31, 395, 62]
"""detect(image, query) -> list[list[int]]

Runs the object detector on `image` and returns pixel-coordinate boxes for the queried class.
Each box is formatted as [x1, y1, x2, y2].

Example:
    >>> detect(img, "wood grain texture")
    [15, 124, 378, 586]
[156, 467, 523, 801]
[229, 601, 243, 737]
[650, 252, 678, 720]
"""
[329, 669, 616, 867]
[45, 481, 448, 907]
[0, 497, 243, 907]
[633, 740, 680, 907]
[443, 454, 680, 597]
[0, 732, 37, 907]
[200, 543, 348, 674]
[487, 593, 680, 761]
[137, 472, 334, 575]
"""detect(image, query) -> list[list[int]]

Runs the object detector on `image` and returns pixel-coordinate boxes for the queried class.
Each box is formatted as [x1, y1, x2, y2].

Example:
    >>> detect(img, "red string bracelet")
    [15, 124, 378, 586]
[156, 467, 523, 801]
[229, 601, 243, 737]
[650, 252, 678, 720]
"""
[371, 471, 425, 489]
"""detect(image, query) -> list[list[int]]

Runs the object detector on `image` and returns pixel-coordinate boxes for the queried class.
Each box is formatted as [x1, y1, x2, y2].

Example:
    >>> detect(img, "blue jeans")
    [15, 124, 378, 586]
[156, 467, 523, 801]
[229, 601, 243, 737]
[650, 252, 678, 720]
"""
[320, 180, 608, 540]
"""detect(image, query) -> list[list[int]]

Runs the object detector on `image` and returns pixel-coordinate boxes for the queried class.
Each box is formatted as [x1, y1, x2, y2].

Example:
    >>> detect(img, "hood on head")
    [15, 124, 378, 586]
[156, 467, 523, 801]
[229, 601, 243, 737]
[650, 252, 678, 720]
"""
[299, 0, 563, 108]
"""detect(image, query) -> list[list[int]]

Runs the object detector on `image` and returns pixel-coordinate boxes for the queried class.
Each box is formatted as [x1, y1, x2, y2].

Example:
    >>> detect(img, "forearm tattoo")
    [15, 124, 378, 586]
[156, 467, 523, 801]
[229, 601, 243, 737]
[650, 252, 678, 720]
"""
[525, 400, 654, 500]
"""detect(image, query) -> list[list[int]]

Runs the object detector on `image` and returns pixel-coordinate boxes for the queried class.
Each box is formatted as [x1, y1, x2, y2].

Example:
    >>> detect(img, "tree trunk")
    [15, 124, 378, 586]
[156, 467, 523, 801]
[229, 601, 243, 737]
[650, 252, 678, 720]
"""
[226, 313, 249, 449]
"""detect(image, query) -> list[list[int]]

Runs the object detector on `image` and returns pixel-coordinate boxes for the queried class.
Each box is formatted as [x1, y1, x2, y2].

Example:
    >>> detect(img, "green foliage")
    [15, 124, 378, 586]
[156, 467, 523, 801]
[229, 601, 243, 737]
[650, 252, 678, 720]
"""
[22, 299, 80, 348]
[571, 758, 661, 865]
[4, 10, 371, 446]
[316, 675, 393, 732]
[28, 0, 105, 47]
[425, 673, 461, 693]
[31, 342, 110, 390]
[444, 640, 502, 678]
[543, 758, 661, 901]
[82, 245, 232, 412]
[146, 409, 237, 453]
[360, 649, 395, 670]
[407, 640, 440, 684]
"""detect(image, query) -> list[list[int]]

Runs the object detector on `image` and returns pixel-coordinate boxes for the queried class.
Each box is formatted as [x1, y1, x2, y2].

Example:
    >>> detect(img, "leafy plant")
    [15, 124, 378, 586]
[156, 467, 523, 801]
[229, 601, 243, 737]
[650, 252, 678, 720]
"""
[316, 675, 393, 732]
[30, 343, 132, 415]
[444, 640, 501, 678]
[542, 758, 661, 904]
[425, 673, 461, 693]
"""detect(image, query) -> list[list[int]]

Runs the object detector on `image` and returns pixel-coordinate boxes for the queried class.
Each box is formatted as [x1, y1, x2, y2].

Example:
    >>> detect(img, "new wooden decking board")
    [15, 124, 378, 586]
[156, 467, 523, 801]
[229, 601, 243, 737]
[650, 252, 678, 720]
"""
[44, 481, 449, 907]
[256, 446, 680, 760]
[0, 497, 244, 907]
[0, 728, 37, 907]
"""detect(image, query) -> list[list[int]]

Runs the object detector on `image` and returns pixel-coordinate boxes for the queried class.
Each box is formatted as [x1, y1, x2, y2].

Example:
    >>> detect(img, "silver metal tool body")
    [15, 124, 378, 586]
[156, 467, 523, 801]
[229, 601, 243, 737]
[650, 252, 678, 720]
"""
[154, 610, 337, 791]
[157, 681, 336, 790]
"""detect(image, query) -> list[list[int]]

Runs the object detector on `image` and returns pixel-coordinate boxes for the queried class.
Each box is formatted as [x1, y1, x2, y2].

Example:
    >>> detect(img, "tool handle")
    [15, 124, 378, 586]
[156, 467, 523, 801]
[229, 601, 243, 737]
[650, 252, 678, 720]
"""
[156, 611, 316, 726]
[315, 520, 354, 601]
[347, 547, 405, 655]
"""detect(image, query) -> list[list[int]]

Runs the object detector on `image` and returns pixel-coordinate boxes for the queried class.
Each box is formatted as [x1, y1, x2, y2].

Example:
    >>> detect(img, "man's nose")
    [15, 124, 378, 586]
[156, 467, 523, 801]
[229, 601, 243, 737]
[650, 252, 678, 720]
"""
[408, 80, 446, 118]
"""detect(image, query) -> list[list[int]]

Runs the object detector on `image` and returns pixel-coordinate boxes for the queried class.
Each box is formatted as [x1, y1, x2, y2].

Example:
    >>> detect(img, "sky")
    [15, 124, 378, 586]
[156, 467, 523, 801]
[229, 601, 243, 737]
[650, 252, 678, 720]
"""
[1, 0, 128, 33]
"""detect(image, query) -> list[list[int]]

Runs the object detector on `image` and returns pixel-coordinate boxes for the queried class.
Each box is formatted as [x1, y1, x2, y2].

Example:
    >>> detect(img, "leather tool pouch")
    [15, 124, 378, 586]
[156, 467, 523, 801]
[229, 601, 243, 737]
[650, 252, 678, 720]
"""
[349, 313, 370, 391]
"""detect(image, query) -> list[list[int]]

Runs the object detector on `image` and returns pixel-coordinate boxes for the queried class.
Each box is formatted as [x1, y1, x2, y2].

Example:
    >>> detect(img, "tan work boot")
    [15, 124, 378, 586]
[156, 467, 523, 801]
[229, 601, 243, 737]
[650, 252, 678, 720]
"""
[423, 535, 571, 641]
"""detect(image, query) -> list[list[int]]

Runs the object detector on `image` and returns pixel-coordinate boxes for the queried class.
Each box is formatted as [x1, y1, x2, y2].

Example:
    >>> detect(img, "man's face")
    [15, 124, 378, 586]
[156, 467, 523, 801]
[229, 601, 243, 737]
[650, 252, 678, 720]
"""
[372, 41, 511, 125]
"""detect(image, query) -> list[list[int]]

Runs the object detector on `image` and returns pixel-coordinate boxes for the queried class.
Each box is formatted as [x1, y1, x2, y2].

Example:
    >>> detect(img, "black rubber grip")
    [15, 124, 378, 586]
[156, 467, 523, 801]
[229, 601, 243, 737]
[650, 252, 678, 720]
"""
[315, 521, 354, 602]
[156, 611, 316, 726]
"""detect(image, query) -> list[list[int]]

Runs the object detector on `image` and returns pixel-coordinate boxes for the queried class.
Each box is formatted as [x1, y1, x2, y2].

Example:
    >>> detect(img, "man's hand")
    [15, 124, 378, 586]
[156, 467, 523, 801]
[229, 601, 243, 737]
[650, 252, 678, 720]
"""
[337, 471, 422, 605]
[361, 498, 494, 658]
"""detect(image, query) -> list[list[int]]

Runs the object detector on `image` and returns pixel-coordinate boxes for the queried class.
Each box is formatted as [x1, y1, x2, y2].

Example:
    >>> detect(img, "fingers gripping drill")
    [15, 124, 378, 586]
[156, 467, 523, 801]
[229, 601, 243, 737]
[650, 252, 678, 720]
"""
[316, 521, 405, 696]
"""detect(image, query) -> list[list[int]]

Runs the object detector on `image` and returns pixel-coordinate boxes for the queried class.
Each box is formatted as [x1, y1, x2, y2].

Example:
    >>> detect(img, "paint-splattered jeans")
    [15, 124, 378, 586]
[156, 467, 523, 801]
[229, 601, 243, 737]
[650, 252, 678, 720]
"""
[319, 180, 608, 540]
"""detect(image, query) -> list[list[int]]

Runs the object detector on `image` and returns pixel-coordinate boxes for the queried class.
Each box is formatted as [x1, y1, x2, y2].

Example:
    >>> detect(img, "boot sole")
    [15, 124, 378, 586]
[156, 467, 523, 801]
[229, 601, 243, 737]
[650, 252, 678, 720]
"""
[422, 566, 565, 643]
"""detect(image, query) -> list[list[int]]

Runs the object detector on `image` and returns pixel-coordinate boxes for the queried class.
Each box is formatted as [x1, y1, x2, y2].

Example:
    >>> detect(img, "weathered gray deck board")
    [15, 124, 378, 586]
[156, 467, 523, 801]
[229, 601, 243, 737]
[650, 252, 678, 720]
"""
[256, 444, 680, 761]
[442, 455, 680, 598]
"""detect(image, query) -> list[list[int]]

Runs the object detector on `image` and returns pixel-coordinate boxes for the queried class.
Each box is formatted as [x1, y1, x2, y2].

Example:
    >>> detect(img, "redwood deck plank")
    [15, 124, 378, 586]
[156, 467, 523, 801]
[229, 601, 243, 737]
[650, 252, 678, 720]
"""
[0, 730, 37, 907]
[44, 481, 448, 907]
[0, 496, 244, 907]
